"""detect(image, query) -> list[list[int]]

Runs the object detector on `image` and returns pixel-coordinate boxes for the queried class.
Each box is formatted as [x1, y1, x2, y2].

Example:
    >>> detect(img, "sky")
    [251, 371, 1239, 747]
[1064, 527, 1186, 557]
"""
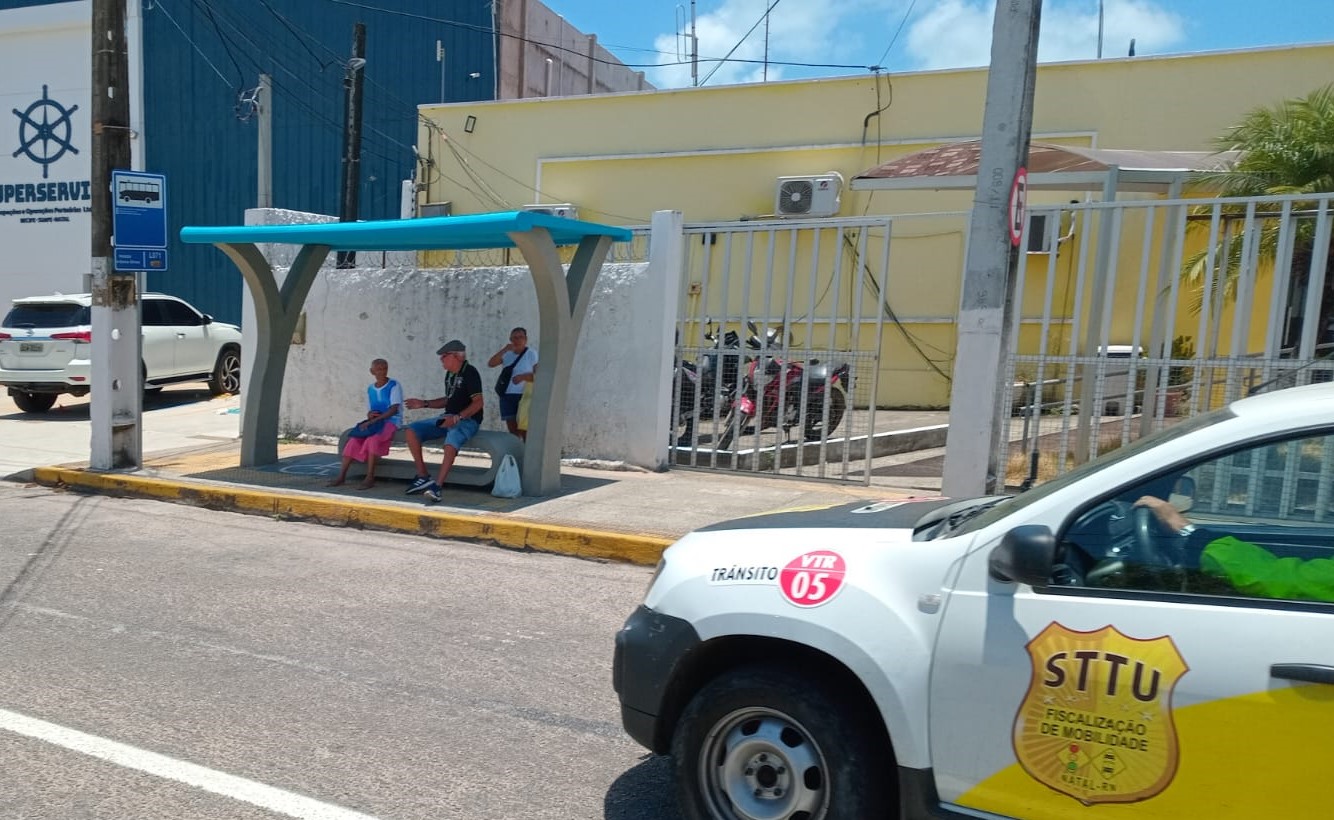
[548, 0, 1333, 88]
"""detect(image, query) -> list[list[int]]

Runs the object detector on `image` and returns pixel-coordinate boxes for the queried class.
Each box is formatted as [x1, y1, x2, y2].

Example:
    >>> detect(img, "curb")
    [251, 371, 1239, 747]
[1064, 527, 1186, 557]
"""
[31, 467, 671, 566]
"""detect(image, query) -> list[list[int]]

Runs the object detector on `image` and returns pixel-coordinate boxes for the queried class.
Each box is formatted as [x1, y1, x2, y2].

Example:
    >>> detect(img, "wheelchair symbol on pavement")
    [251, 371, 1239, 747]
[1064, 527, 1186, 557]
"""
[279, 459, 342, 477]
[12, 85, 79, 179]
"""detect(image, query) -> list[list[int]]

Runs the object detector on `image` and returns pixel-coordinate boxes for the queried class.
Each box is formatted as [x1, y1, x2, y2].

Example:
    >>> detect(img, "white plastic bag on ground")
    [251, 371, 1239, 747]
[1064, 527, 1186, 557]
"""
[492, 453, 521, 498]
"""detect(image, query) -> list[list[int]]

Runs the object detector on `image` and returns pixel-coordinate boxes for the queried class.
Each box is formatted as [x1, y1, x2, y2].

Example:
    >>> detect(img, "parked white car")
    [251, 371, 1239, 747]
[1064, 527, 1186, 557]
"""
[616, 382, 1334, 820]
[0, 292, 241, 414]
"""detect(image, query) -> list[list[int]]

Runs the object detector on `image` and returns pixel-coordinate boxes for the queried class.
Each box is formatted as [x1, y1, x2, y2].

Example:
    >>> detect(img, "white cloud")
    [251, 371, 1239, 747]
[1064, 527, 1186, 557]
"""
[904, 0, 1185, 70]
[649, 0, 884, 88]
[645, 0, 1187, 88]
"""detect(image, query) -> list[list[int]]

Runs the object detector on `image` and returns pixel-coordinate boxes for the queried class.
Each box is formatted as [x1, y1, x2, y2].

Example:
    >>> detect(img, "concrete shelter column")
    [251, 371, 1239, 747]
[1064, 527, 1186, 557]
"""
[216, 241, 331, 466]
[509, 228, 613, 495]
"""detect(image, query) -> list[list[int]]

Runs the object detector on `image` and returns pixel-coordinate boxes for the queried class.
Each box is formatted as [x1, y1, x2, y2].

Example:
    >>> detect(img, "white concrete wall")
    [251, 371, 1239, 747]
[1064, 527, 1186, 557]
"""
[240, 209, 678, 469]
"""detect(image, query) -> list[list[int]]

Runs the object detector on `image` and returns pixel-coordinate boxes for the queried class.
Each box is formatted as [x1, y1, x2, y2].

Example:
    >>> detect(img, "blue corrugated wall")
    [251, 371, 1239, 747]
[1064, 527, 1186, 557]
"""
[138, 0, 496, 323]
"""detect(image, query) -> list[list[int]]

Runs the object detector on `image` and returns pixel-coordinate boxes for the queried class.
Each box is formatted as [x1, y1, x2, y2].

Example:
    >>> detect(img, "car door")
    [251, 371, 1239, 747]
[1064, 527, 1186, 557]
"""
[140, 298, 177, 379]
[158, 297, 212, 376]
[927, 429, 1334, 819]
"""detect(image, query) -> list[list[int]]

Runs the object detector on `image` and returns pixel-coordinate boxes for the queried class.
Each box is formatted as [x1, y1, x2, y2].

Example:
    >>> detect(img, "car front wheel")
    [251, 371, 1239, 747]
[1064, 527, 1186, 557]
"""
[208, 347, 241, 395]
[11, 390, 57, 414]
[672, 664, 891, 820]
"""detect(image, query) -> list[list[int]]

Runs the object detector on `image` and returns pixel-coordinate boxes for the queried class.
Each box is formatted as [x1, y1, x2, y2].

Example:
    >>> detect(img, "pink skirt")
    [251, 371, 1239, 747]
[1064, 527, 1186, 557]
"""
[342, 421, 397, 462]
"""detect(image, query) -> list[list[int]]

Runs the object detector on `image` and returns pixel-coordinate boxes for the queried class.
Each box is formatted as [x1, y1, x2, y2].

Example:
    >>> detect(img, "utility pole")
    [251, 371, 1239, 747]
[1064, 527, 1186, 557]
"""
[337, 23, 366, 268]
[436, 40, 445, 103]
[258, 73, 272, 208]
[90, 0, 141, 470]
[690, 0, 698, 87]
[940, 0, 1042, 498]
[1097, 0, 1105, 59]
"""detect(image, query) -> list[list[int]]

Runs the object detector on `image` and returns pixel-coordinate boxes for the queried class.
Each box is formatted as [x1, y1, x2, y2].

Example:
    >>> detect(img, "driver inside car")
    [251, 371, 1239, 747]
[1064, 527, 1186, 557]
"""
[1134, 495, 1334, 603]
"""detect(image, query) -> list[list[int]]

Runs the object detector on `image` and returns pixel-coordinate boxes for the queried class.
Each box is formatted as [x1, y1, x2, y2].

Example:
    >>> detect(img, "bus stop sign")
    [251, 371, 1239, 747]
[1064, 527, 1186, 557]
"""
[112, 170, 168, 272]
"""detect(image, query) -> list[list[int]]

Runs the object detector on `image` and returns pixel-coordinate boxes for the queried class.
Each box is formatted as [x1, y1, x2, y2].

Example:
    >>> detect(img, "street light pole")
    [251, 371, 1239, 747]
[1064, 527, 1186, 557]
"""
[436, 39, 445, 103]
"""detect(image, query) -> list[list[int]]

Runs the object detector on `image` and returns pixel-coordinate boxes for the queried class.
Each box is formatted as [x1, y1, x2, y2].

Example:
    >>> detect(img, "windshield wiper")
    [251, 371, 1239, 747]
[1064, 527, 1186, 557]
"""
[943, 498, 1008, 535]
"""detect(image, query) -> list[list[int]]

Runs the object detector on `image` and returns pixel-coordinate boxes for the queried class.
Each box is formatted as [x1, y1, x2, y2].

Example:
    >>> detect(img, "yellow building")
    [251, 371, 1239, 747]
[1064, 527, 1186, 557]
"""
[416, 43, 1334, 408]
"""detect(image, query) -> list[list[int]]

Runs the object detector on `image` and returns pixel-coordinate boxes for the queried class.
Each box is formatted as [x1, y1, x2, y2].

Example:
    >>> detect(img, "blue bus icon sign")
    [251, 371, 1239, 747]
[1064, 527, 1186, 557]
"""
[112, 170, 168, 272]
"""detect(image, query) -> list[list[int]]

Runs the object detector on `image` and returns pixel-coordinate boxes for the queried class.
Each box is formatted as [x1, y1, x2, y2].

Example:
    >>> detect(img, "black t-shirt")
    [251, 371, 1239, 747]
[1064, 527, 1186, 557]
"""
[444, 361, 484, 424]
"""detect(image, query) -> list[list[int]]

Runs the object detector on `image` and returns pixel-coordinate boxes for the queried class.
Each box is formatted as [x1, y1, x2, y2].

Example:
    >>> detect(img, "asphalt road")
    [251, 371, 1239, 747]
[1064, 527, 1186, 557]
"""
[0, 483, 680, 819]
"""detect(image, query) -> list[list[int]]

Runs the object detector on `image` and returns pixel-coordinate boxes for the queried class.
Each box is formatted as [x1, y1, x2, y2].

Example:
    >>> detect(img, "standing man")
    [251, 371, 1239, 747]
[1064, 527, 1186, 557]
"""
[488, 326, 538, 441]
[403, 339, 484, 503]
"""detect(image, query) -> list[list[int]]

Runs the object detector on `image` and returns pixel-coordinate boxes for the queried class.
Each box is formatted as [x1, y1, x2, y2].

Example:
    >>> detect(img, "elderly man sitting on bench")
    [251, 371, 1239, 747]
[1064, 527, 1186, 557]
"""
[402, 339, 484, 503]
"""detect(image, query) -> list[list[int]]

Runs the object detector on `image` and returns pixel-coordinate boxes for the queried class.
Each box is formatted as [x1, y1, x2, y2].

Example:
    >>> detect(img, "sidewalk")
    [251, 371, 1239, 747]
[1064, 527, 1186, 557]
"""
[26, 412, 951, 566]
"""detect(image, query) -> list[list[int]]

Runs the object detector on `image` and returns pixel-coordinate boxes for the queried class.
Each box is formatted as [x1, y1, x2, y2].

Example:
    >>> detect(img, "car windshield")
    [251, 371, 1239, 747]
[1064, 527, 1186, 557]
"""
[3, 303, 90, 329]
[948, 407, 1236, 537]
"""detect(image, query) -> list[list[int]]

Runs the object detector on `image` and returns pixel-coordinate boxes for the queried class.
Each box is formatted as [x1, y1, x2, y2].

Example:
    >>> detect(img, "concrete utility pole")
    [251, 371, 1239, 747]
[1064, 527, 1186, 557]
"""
[940, 0, 1042, 498]
[90, 0, 142, 470]
[337, 22, 366, 268]
[257, 73, 272, 208]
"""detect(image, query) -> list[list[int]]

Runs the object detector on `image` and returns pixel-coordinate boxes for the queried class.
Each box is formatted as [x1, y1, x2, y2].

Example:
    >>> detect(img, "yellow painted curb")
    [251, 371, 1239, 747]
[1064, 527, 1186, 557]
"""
[32, 467, 671, 566]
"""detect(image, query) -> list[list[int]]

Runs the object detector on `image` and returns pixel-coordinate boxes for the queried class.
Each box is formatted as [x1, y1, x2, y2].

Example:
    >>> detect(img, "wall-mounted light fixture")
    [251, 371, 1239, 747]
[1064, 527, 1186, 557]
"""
[464, 115, 476, 133]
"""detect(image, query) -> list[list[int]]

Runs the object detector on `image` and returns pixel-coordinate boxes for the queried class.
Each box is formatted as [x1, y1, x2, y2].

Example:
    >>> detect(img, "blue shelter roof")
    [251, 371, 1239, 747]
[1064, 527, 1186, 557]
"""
[180, 211, 633, 251]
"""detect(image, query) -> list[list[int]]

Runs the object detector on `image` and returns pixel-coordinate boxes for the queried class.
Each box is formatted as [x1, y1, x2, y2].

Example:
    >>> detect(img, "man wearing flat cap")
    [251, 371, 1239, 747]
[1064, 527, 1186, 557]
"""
[402, 339, 484, 502]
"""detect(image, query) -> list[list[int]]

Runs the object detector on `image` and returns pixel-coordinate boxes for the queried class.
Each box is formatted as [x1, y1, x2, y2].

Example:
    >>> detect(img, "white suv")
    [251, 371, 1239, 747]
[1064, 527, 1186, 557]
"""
[0, 292, 242, 414]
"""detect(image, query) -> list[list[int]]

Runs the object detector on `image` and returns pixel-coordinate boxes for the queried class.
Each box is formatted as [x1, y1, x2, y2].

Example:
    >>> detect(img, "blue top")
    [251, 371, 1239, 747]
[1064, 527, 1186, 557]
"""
[369, 378, 403, 427]
[180, 211, 632, 251]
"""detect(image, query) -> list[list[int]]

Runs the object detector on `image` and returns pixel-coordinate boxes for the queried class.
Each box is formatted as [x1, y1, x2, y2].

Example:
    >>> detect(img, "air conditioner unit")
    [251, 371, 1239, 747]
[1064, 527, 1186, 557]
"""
[774, 172, 843, 218]
[1026, 213, 1052, 253]
[418, 201, 452, 218]
[522, 203, 579, 220]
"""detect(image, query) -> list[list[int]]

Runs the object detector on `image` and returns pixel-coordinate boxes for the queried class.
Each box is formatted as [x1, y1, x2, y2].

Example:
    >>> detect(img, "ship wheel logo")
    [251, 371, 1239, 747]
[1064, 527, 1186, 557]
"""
[12, 85, 79, 179]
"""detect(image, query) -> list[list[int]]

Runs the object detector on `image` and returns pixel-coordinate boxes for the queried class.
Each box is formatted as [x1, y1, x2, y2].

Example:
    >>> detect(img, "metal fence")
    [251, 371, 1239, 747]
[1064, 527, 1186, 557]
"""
[670, 217, 891, 483]
[1000, 192, 1334, 488]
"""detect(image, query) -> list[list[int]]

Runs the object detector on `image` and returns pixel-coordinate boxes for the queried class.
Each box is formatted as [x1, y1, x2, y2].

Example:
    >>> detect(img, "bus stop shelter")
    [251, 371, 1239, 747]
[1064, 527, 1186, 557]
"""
[180, 211, 632, 497]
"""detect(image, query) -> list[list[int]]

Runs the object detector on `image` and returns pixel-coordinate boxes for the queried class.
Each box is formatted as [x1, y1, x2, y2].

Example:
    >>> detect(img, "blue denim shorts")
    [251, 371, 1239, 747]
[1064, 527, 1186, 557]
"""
[408, 417, 480, 450]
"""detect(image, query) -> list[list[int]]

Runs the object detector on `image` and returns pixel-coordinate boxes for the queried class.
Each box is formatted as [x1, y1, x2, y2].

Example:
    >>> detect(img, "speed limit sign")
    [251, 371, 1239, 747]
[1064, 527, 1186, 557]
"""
[1008, 166, 1028, 247]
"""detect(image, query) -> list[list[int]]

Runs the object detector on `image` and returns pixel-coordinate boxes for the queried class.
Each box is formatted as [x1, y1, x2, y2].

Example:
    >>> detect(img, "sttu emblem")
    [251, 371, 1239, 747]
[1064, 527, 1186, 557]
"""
[1012, 623, 1188, 805]
[12, 85, 80, 179]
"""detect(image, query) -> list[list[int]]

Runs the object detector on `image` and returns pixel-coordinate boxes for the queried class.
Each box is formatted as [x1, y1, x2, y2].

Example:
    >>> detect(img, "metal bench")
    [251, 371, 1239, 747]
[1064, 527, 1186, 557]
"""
[336, 426, 524, 488]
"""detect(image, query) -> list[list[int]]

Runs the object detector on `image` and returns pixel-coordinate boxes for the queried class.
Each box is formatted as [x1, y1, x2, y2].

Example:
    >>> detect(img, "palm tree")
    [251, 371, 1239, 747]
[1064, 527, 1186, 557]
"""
[1181, 84, 1334, 346]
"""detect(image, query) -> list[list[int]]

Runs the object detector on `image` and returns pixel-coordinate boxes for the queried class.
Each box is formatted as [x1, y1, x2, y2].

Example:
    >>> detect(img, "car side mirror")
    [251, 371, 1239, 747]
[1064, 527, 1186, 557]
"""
[1169, 475, 1195, 514]
[202, 314, 213, 325]
[989, 525, 1056, 587]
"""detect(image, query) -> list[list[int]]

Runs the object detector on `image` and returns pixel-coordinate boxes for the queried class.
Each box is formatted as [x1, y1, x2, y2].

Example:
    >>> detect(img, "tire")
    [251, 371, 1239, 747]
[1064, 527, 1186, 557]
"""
[672, 664, 891, 820]
[12, 391, 57, 414]
[803, 387, 847, 442]
[208, 346, 241, 395]
[141, 363, 163, 396]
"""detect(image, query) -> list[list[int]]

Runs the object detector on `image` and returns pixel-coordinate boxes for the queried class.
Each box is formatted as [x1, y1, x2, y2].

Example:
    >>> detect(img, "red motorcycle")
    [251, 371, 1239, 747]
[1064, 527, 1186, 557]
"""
[717, 324, 850, 450]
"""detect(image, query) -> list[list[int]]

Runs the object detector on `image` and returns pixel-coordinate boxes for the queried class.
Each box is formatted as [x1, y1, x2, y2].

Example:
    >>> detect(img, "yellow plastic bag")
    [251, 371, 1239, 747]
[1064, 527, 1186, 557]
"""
[516, 381, 533, 432]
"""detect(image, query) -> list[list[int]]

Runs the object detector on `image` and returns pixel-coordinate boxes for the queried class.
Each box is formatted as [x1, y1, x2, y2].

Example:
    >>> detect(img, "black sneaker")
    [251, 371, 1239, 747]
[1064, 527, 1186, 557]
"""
[423, 482, 442, 503]
[406, 475, 432, 495]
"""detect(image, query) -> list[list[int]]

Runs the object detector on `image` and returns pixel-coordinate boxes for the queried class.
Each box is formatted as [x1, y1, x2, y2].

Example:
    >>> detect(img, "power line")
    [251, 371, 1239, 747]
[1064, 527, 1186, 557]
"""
[700, 0, 782, 86]
[324, 0, 875, 74]
[153, 0, 232, 87]
[194, 0, 245, 87]
[874, 0, 918, 70]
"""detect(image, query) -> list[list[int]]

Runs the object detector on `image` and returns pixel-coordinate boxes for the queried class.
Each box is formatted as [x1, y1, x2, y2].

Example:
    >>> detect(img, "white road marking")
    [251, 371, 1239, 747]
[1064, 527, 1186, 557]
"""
[0, 707, 380, 820]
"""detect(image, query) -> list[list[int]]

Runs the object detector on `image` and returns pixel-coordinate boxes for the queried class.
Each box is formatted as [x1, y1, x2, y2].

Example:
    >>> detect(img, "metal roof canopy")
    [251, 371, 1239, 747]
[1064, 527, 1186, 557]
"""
[181, 210, 633, 497]
[851, 139, 1238, 194]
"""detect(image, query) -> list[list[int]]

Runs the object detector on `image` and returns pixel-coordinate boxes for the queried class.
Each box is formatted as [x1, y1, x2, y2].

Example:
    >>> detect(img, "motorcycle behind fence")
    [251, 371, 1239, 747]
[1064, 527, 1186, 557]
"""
[673, 319, 762, 446]
[717, 323, 851, 451]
